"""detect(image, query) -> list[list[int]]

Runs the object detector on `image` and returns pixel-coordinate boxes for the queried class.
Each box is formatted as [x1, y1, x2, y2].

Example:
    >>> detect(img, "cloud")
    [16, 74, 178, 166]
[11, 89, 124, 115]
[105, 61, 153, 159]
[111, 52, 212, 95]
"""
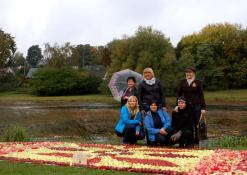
[0, 0, 247, 55]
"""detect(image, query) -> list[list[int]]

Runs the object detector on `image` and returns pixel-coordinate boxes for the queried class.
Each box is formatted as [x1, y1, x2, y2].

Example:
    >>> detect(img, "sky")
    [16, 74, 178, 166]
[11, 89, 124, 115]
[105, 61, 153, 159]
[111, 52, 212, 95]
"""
[1, 0, 247, 56]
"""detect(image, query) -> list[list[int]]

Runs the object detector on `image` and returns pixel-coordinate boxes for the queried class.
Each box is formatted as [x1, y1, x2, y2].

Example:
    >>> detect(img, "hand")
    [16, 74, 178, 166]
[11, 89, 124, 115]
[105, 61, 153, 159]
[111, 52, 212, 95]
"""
[170, 131, 182, 141]
[162, 107, 167, 111]
[159, 128, 167, 135]
[135, 131, 140, 136]
[174, 106, 179, 112]
[201, 110, 206, 114]
[124, 96, 129, 100]
[139, 122, 142, 126]
[141, 110, 146, 116]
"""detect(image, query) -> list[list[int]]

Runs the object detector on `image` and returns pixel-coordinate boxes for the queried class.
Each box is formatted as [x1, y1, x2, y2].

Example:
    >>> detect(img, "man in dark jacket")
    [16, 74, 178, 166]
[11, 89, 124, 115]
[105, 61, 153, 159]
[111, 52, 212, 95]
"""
[171, 96, 194, 147]
[176, 66, 206, 144]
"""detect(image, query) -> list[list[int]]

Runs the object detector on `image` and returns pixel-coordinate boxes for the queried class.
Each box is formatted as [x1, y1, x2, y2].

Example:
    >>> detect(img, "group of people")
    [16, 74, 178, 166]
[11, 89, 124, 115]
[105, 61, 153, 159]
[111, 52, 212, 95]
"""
[115, 66, 206, 147]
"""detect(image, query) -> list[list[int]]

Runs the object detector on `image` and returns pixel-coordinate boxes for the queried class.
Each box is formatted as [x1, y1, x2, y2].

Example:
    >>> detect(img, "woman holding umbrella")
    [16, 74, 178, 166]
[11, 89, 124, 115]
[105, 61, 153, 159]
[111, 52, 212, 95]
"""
[138, 68, 166, 112]
[115, 96, 145, 144]
[120, 77, 138, 107]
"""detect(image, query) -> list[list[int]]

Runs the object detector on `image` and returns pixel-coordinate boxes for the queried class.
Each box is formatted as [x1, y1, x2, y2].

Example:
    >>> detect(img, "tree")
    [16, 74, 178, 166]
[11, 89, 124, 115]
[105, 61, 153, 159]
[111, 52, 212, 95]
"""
[177, 23, 247, 89]
[0, 29, 16, 68]
[26, 45, 43, 67]
[97, 45, 111, 67]
[43, 43, 73, 68]
[108, 26, 176, 77]
[13, 52, 26, 67]
[12, 51, 29, 75]
[71, 44, 98, 69]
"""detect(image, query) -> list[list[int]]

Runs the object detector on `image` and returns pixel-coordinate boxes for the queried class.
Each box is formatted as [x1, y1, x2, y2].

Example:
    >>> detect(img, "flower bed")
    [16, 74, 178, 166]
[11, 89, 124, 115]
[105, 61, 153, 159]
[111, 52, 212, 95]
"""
[0, 142, 246, 174]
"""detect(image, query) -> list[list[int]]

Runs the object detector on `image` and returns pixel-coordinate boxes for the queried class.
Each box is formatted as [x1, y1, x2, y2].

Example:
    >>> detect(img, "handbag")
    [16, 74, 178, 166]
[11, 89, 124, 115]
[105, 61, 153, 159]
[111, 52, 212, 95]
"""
[197, 114, 208, 140]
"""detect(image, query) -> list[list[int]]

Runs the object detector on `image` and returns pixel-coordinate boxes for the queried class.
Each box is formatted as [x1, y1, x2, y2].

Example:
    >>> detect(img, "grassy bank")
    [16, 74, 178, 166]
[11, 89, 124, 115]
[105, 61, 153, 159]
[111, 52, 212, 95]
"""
[0, 161, 147, 175]
[0, 89, 247, 105]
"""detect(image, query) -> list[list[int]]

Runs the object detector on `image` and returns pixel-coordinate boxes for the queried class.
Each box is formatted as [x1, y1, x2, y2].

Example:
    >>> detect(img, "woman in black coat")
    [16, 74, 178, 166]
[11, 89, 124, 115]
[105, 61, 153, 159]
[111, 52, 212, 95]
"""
[138, 68, 166, 112]
[171, 96, 194, 147]
[175, 66, 206, 144]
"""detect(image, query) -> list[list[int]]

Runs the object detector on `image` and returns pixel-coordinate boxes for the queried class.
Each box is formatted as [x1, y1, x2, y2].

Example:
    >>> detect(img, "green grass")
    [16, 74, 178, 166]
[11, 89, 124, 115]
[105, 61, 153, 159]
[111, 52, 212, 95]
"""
[0, 161, 148, 175]
[0, 89, 246, 105]
[205, 136, 247, 150]
[205, 89, 247, 103]
[0, 91, 117, 104]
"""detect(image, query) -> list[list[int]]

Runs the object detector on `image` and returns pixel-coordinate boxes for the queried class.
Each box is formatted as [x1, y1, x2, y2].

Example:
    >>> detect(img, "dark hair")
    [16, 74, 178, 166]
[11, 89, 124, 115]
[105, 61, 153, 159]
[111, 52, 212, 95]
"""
[127, 76, 136, 83]
[177, 96, 187, 103]
[185, 66, 196, 73]
[149, 101, 158, 107]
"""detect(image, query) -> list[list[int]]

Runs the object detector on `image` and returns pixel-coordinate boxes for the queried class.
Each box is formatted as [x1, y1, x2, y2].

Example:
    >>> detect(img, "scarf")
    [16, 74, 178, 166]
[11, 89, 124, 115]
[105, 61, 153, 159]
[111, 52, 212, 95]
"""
[186, 77, 195, 86]
[144, 77, 156, 85]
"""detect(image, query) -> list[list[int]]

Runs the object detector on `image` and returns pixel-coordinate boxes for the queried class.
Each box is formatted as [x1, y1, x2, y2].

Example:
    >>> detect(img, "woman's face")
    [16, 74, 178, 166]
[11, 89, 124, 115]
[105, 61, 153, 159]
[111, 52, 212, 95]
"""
[144, 71, 153, 80]
[127, 79, 135, 88]
[150, 103, 158, 112]
[185, 71, 195, 79]
[178, 101, 186, 109]
[128, 98, 137, 108]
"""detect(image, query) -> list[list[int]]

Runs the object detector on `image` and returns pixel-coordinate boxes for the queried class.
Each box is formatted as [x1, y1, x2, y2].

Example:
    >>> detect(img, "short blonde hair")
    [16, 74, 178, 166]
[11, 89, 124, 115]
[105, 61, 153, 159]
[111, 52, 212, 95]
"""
[143, 67, 155, 77]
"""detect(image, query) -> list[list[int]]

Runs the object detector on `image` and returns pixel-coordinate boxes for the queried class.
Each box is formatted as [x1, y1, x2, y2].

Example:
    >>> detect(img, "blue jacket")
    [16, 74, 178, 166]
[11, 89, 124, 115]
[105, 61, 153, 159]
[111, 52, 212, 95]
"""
[115, 105, 142, 134]
[144, 109, 171, 142]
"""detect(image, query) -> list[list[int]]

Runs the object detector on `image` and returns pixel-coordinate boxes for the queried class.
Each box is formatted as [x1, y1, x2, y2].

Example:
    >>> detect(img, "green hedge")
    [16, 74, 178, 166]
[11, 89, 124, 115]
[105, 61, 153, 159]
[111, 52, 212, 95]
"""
[0, 73, 18, 92]
[30, 67, 102, 96]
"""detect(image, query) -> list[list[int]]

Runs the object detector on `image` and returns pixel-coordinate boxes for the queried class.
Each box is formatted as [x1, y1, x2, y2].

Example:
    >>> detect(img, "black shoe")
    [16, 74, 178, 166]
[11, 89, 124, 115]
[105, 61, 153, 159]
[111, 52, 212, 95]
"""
[179, 143, 185, 148]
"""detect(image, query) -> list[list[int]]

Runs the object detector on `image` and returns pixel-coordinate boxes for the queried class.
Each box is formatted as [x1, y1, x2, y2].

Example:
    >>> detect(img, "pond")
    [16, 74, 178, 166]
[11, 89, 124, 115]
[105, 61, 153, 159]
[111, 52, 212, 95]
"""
[0, 102, 246, 145]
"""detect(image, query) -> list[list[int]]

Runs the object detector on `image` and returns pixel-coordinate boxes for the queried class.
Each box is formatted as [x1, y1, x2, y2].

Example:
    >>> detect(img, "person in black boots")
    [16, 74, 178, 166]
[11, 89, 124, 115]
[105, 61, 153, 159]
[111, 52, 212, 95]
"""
[121, 77, 138, 107]
[144, 101, 172, 146]
[115, 96, 145, 144]
[138, 68, 166, 113]
[175, 66, 206, 145]
[171, 96, 194, 147]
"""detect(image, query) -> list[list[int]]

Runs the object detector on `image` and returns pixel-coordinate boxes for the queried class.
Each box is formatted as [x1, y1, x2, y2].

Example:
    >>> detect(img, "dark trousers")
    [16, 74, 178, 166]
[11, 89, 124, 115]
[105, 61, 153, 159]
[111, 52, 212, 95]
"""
[177, 130, 193, 147]
[166, 129, 193, 147]
[116, 124, 145, 144]
[191, 104, 202, 144]
[147, 128, 173, 146]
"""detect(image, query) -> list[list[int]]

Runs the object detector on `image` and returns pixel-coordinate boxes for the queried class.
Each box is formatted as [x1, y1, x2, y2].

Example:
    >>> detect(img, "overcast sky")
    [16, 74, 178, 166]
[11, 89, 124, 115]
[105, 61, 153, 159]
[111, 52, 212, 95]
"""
[1, 0, 247, 56]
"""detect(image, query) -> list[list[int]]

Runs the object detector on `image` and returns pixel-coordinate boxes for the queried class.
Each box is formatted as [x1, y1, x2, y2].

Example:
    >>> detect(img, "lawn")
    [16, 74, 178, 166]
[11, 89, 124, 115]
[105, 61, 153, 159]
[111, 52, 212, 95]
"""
[0, 89, 247, 105]
[0, 161, 147, 175]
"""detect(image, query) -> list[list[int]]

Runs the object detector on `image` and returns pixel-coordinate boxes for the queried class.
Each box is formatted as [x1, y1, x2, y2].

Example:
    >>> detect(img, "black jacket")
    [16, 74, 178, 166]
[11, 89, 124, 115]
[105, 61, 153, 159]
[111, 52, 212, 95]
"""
[177, 79, 206, 109]
[138, 79, 166, 108]
[120, 87, 138, 107]
[172, 107, 193, 133]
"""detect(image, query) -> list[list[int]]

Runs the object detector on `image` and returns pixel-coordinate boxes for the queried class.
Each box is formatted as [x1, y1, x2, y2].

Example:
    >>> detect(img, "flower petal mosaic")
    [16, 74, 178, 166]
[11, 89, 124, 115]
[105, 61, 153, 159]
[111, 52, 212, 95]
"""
[0, 142, 246, 174]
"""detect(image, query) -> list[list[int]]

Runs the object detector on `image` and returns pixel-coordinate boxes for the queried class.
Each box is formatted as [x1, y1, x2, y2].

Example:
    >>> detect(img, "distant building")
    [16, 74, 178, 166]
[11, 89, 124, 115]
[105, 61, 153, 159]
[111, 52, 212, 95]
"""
[37, 59, 47, 67]
[0, 67, 15, 76]
[26, 68, 39, 78]
[84, 64, 106, 79]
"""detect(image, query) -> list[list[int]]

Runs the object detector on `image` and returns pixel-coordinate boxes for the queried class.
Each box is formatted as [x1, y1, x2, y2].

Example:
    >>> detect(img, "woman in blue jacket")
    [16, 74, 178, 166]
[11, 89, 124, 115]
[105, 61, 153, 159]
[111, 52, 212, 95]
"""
[115, 96, 144, 144]
[144, 101, 172, 146]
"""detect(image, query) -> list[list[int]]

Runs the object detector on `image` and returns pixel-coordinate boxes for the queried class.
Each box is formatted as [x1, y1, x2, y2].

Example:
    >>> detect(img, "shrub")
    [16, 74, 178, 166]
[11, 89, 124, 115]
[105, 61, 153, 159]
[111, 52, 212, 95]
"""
[2, 124, 29, 142]
[98, 80, 111, 95]
[30, 67, 102, 96]
[0, 73, 18, 92]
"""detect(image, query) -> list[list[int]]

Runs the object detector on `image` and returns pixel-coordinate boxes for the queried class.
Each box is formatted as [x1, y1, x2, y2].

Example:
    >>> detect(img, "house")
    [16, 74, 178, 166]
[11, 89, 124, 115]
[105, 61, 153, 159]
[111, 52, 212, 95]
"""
[26, 68, 39, 78]
[84, 64, 106, 79]
[0, 67, 15, 76]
